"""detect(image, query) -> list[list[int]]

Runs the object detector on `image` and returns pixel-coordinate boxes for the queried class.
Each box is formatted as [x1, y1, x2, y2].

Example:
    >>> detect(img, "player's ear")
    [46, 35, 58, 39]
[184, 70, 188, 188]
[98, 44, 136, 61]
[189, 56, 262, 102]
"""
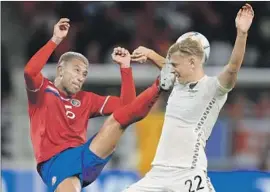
[57, 64, 64, 77]
[189, 57, 195, 69]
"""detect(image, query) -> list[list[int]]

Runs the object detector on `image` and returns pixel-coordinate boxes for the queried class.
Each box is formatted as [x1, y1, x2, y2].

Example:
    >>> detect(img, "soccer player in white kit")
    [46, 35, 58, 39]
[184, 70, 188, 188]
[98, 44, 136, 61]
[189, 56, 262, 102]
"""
[126, 4, 254, 192]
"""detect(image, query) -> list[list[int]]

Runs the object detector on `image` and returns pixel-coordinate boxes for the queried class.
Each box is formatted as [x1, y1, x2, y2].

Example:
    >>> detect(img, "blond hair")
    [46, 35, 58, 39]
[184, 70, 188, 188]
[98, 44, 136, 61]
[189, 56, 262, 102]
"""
[58, 51, 89, 66]
[167, 38, 204, 61]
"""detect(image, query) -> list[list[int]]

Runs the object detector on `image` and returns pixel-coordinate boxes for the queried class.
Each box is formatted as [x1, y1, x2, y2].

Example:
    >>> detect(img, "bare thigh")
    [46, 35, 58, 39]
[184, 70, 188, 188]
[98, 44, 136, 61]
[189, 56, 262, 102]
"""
[55, 176, 81, 192]
[89, 115, 124, 159]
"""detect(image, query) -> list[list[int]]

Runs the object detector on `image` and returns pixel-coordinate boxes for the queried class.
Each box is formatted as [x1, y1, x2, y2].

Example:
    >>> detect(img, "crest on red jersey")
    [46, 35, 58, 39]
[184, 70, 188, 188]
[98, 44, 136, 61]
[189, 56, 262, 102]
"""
[71, 99, 81, 107]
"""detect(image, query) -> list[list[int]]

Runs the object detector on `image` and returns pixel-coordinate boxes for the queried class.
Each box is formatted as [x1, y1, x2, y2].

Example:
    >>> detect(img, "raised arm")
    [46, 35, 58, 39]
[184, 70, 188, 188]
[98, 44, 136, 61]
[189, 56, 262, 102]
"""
[131, 46, 166, 70]
[90, 47, 136, 117]
[24, 18, 70, 104]
[218, 4, 254, 90]
[112, 47, 136, 106]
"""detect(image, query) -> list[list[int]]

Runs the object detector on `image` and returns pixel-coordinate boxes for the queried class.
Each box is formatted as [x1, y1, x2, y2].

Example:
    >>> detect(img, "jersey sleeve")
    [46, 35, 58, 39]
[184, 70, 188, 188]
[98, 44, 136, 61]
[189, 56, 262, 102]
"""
[119, 67, 136, 105]
[26, 77, 49, 106]
[88, 93, 122, 117]
[208, 76, 232, 97]
[88, 67, 136, 117]
[24, 40, 57, 105]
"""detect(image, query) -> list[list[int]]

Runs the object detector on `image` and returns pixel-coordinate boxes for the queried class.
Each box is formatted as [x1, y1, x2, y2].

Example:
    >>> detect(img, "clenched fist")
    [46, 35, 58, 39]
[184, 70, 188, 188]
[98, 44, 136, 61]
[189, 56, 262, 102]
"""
[111, 47, 131, 68]
[51, 18, 70, 45]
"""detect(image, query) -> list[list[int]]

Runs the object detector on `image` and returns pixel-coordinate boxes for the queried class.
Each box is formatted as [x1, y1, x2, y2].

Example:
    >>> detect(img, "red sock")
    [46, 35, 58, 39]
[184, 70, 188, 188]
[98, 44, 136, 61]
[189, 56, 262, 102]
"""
[113, 79, 160, 128]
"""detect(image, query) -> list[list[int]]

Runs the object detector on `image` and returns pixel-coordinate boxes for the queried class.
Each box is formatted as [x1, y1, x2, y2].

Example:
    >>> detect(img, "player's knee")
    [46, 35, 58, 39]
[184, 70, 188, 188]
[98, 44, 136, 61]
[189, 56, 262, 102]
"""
[103, 115, 122, 129]
[107, 114, 117, 123]
[55, 177, 81, 192]
[110, 113, 129, 130]
[113, 108, 145, 130]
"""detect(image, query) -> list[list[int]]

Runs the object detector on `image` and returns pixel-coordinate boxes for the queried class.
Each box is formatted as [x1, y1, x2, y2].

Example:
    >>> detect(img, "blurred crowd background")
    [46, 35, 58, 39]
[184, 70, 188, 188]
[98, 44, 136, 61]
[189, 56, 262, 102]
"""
[1, 1, 270, 180]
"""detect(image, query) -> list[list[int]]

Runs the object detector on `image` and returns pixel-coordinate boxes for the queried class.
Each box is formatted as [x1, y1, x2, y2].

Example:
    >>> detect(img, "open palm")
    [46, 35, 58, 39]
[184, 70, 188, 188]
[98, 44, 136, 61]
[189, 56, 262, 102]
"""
[235, 4, 254, 33]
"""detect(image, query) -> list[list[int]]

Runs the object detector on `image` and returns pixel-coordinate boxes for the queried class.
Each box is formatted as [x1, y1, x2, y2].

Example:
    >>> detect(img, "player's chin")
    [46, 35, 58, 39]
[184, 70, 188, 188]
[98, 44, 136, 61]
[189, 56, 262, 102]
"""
[175, 73, 181, 82]
[177, 76, 185, 84]
[68, 87, 80, 95]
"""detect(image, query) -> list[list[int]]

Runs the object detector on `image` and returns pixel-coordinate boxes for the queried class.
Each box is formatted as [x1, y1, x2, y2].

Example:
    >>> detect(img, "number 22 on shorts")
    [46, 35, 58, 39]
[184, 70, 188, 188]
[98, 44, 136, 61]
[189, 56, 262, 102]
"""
[185, 175, 205, 192]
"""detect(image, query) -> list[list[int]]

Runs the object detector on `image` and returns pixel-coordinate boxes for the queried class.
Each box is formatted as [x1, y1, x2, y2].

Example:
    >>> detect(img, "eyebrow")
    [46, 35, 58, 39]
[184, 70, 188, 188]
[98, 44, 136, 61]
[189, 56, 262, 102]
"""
[74, 63, 87, 69]
[74, 64, 88, 73]
[170, 62, 179, 66]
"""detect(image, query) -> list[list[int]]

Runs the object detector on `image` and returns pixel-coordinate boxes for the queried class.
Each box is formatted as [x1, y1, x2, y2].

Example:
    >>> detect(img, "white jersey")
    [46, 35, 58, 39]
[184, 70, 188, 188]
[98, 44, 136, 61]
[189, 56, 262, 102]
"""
[152, 75, 231, 170]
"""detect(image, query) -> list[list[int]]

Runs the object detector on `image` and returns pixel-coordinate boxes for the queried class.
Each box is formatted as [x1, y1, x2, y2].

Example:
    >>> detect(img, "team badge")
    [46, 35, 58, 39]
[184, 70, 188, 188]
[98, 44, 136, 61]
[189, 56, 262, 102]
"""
[71, 99, 81, 107]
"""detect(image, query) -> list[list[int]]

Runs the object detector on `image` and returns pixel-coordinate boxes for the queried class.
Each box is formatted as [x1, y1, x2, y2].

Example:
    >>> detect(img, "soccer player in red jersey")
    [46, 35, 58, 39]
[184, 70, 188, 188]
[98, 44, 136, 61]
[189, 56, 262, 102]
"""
[24, 18, 176, 192]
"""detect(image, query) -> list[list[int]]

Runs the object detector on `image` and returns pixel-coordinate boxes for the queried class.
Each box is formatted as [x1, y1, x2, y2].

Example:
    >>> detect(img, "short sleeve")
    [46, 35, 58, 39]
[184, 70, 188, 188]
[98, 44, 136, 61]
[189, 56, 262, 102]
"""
[88, 93, 122, 118]
[26, 77, 49, 105]
[88, 93, 111, 117]
[207, 76, 232, 97]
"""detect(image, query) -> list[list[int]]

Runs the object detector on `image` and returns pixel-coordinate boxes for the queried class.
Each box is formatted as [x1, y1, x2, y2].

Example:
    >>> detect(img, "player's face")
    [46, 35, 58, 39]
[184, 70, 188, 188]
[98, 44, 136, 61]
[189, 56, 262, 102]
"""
[61, 59, 88, 95]
[170, 52, 194, 84]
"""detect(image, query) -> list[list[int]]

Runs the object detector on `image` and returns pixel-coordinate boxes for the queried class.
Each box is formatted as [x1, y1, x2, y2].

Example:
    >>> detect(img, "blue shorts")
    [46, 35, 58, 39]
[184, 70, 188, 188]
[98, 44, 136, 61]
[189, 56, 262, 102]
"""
[37, 134, 112, 192]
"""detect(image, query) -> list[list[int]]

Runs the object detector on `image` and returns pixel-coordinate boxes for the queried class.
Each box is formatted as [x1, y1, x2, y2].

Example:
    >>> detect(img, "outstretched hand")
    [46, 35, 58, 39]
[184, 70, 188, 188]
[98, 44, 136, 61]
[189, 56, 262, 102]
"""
[131, 46, 152, 64]
[235, 4, 254, 34]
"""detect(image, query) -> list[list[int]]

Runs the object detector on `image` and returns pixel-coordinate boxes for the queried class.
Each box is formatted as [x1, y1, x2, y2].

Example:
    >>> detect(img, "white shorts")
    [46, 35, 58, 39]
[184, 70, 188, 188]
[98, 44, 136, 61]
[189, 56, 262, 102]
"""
[123, 166, 215, 192]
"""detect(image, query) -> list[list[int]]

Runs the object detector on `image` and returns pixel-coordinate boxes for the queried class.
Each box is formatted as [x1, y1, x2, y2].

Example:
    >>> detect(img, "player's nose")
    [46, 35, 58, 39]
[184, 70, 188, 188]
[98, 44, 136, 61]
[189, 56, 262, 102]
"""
[171, 67, 177, 74]
[77, 76, 84, 83]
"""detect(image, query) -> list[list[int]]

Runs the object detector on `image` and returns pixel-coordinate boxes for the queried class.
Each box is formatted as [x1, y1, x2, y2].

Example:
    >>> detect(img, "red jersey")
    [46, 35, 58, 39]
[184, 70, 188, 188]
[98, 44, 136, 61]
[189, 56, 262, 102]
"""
[24, 40, 136, 164]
